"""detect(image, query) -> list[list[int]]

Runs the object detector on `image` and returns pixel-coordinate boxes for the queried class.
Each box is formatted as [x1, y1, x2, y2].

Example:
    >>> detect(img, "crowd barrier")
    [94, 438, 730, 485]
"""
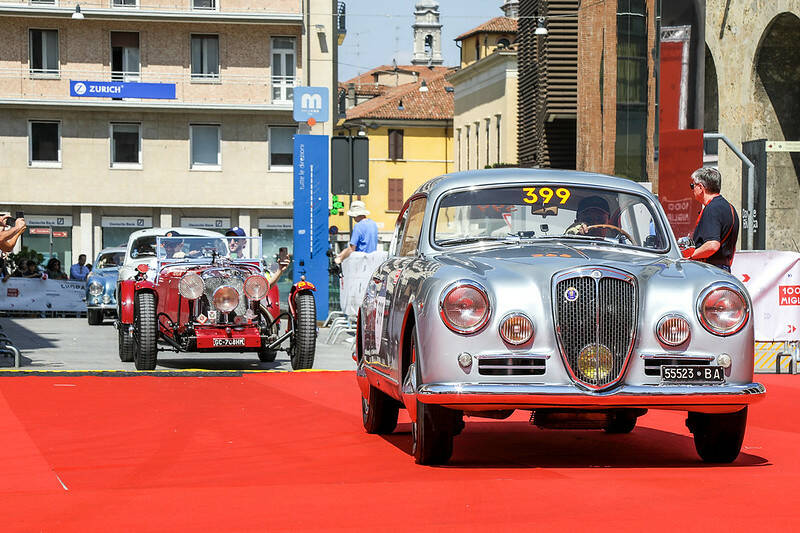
[0, 278, 87, 313]
[339, 251, 388, 318]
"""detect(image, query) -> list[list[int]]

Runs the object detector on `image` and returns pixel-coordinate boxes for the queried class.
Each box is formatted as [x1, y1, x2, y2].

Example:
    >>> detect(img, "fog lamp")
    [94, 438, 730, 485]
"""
[577, 344, 613, 381]
[717, 353, 732, 368]
[213, 285, 239, 312]
[178, 273, 204, 300]
[457, 352, 473, 369]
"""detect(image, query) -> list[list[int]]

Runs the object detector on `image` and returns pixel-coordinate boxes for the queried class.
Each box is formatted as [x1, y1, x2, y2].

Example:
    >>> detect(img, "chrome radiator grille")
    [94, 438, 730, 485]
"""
[554, 269, 637, 389]
[203, 274, 247, 316]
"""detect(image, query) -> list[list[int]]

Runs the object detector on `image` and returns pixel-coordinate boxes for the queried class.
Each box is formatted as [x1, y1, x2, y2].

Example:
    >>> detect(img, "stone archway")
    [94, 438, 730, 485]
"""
[753, 12, 800, 249]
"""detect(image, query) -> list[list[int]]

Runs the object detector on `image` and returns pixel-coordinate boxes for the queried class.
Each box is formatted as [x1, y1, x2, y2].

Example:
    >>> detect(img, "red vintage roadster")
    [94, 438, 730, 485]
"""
[116, 235, 316, 370]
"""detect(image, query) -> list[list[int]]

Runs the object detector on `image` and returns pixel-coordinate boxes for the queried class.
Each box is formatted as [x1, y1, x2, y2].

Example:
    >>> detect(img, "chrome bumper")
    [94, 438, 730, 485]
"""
[86, 304, 116, 311]
[416, 382, 766, 411]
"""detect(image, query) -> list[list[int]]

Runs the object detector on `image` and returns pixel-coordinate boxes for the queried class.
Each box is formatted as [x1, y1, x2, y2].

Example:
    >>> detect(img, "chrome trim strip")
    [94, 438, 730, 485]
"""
[363, 363, 399, 385]
[640, 353, 715, 361]
[477, 353, 551, 360]
[415, 382, 766, 406]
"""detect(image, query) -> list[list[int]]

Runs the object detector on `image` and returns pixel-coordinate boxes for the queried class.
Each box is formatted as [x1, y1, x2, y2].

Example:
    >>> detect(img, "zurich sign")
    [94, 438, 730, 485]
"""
[293, 86, 329, 124]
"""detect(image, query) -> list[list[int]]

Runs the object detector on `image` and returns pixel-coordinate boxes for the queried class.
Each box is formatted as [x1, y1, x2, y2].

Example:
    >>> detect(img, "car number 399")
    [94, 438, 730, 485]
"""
[661, 365, 724, 383]
[213, 338, 245, 347]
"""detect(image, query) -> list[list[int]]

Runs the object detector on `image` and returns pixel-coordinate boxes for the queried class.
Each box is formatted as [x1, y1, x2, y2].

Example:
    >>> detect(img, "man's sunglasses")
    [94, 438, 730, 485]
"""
[690, 181, 701, 190]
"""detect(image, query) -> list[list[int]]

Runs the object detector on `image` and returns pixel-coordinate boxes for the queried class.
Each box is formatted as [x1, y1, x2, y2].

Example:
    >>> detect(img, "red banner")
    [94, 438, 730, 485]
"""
[658, 129, 703, 238]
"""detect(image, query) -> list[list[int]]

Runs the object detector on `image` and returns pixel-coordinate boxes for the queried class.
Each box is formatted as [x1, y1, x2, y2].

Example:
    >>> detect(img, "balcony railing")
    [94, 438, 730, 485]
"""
[3, 1, 301, 18]
[0, 67, 298, 107]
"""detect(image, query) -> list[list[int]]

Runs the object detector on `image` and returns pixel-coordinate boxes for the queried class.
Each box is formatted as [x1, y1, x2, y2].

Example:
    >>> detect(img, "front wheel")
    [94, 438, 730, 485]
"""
[687, 407, 748, 463]
[87, 309, 104, 325]
[289, 292, 316, 370]
[133, 292, 158, 371]
[362, 385, 399, 434]
[413, 400, 462, 465]
[118, 324, 134, 362]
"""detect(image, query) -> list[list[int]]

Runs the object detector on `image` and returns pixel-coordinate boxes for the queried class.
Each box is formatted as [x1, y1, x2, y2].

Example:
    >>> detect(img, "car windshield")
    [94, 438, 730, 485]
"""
[95, 252, 124, 269]
[156, 236, 262, 262]
[434, 184, 669, 251]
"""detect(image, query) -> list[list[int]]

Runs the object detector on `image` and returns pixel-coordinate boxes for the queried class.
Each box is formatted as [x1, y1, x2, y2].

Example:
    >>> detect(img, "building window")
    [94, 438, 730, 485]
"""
[465, 125, 470, 170]
[110, 123, 141, 168]
[192, 0, 217, 10]
[191, 34, 219, 80]
[474, 122, 479, 169]
[111, 32, 140, 82]
[112, 0, 137, 7]
[388, 129, 404, 160]
[485, 119, 490, 168]
[615, 0, 648, 180]
[475, 39, 480, 61]
[271, 37, 296, 102]
[29, 29, 58, 77]
[388, 178, 404, 212]
[30, 0, 55, 4]
[455, 128, 461, 171]
[190, 124, 220, 169]
[496, 114, 502, 164]
[269, 126, 295, 169]
[28, 121, 60, 167]
[497, 38, 510, 48]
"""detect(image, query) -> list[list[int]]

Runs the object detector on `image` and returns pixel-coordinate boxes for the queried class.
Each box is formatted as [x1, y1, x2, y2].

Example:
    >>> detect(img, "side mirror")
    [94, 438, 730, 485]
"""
[677, 236, 695, 258]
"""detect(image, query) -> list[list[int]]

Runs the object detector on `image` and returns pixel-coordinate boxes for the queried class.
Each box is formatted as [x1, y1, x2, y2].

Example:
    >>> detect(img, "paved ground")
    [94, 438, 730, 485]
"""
[0, 317, 355, 372]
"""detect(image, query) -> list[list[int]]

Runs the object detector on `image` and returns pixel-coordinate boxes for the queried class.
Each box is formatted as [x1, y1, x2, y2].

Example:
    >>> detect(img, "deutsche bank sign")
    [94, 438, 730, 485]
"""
[70, 80, 176, 99]
[293, 86, 329, 123]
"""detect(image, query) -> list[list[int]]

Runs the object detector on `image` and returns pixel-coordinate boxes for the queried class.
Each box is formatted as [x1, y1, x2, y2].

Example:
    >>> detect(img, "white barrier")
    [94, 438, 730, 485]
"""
[340, 251, 388, 317]
[732, 251, 800, 342]
[0, 278, 87, 312]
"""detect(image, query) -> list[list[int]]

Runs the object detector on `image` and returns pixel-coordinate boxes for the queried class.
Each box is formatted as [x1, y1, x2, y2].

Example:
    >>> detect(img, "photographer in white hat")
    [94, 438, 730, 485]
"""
[334, 200, 378, 264]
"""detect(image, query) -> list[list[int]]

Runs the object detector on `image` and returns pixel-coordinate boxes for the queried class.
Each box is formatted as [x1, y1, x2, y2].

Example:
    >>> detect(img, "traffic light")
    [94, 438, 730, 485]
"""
[330, 195, 345, 215]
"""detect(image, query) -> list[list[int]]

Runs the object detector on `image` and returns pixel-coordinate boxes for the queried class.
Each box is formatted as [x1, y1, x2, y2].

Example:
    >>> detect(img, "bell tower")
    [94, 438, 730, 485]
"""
[411, 0, 443, 65]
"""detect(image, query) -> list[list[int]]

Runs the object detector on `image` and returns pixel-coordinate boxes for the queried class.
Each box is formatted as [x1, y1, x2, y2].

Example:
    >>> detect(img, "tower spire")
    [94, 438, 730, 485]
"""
[412, 0, 443, 66]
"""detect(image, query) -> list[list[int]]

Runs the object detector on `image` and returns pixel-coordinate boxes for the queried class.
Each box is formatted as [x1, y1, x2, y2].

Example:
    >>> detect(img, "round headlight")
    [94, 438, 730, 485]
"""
[213, 285, 239, 313]
[656, 314, 690, 346]
[439, 282, 490, 334]
[88, 281, 103, 296]
[499, 313, 534, 345]
[244, 275, 269, 301]
[178, 273, 204, 300]
[698, 285, 749, 335]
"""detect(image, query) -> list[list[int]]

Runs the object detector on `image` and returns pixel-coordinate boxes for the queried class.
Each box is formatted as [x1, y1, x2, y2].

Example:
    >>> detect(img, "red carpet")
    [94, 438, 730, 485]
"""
[0, 372, 796, 532]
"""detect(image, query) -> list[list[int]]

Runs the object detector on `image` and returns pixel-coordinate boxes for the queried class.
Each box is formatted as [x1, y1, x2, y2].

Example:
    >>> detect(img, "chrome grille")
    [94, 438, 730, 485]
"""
[203, 273, 247, 317]
[554, 269, 636, 389]
[643, 357, 711, 376]
[478, 356, 546, 376]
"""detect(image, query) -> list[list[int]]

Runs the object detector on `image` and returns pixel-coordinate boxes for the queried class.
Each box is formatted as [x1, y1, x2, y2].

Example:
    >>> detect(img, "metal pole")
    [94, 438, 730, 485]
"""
[703, 133, 755, 250]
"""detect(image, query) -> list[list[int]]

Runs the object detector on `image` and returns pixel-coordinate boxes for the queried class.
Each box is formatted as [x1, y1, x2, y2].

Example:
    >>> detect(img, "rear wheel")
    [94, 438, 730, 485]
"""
[289, 292, 316, 370]
[362, 385, 400, 434]
[87, 309, 104, 325]
[118, 324, 134, 362]
[687, 407, 748, 463]
[133, 292, 158, 371]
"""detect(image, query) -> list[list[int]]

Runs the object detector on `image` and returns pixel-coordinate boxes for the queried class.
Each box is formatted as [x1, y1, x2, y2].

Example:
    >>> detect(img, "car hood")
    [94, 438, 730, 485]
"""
[433, 242, 726, 287]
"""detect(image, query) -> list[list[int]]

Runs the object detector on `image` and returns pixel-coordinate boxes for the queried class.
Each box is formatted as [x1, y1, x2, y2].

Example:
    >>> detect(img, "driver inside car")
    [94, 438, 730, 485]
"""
[565, 196, 614, 238]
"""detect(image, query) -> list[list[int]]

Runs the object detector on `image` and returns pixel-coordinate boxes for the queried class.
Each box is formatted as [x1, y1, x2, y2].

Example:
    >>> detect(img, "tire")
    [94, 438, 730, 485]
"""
[408, 327, 462, 465]
[87, 309, 104, 325]
[289, 292, 316, 370]
[362, 384, 400, 434]
[687, 407, 748, 463]
[118, 324, 135, 362]
[133, 292, 158, 371]
[604, 412, 637, 434]
[257, 347, 278, 363]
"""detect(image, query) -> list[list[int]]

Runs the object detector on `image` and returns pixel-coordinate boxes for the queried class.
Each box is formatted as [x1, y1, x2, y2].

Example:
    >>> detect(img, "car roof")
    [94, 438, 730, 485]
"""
[126, 227, 225, 240]
[96, 247, 126, 255]
[415, 168, 654, 198]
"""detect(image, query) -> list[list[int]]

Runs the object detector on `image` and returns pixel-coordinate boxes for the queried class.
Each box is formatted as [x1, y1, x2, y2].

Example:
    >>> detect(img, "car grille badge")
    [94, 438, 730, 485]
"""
[197, 313, 208, 324]
[208, 310, 218, 321]
[564, 287, 579, 302]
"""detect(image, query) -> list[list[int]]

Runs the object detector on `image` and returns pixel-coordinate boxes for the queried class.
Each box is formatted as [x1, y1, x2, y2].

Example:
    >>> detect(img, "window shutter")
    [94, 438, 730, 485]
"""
[388, 129, 404, 160]
[388, 178, 403, 211]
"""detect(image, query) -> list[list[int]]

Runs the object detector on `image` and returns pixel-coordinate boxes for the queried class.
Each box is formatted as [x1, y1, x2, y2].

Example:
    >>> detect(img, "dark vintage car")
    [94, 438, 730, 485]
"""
[117, 235, 316, 370]
[86, 246, 125, 325]
[357, 169, 765, 465]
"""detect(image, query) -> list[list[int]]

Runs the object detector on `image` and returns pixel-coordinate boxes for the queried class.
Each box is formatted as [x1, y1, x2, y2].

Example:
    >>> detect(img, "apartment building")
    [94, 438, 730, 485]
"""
[0, 0, 339, 267]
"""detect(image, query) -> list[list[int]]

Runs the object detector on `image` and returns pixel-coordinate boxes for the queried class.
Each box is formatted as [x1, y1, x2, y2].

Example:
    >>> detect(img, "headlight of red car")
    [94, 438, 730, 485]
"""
[213, 286, 239, 312]
[178, 273, 204, 300]
[697, 284, 749, 335]
[244, 275, 269, 301]
[439, 281, 490, 334]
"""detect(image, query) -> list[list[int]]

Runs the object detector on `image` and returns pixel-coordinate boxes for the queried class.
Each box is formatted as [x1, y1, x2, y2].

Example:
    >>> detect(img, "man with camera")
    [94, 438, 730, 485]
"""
[1, 212, 26, 253]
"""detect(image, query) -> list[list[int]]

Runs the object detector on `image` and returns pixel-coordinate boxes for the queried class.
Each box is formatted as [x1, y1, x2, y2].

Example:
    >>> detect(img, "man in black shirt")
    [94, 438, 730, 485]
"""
[689, 167, 739, 272]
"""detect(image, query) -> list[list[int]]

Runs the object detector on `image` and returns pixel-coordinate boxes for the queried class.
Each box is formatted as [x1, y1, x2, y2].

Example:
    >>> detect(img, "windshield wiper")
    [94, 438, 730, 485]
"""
[536, 234, 609, 242]
[437, 236, 508, 246]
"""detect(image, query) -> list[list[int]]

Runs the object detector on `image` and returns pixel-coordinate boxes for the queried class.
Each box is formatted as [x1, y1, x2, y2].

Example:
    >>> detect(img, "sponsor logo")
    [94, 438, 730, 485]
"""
[74, 82, 86, 95]
[779, 285, 800, 306]
[564, 287, 579, 302]
[213, 337, 245, 347]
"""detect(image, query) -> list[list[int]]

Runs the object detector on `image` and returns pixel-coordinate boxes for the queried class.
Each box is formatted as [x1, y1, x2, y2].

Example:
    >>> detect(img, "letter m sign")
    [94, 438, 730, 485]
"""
[293, 87, 329, 123]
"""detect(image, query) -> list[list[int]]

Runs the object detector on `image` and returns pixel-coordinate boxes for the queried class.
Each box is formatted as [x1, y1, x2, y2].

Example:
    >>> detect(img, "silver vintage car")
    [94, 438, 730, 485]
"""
[356, 169, 766, 465]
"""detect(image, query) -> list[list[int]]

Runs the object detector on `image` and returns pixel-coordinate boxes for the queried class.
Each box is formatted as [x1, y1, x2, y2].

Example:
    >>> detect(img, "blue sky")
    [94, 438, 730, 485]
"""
[338, 0, 508, 81]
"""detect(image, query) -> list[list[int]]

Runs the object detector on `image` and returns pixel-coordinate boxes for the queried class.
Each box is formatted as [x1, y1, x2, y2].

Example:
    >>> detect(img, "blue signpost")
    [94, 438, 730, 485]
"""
[70, 80, 176, 99]
[293, 87, 329, 123]
[293, 134, 329, 321]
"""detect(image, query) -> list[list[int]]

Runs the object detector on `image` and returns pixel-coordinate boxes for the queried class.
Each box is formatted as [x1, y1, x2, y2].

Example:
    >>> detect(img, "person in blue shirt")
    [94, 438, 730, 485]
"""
[70, 254, 90, 280]
[335, 201, 378, 264]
